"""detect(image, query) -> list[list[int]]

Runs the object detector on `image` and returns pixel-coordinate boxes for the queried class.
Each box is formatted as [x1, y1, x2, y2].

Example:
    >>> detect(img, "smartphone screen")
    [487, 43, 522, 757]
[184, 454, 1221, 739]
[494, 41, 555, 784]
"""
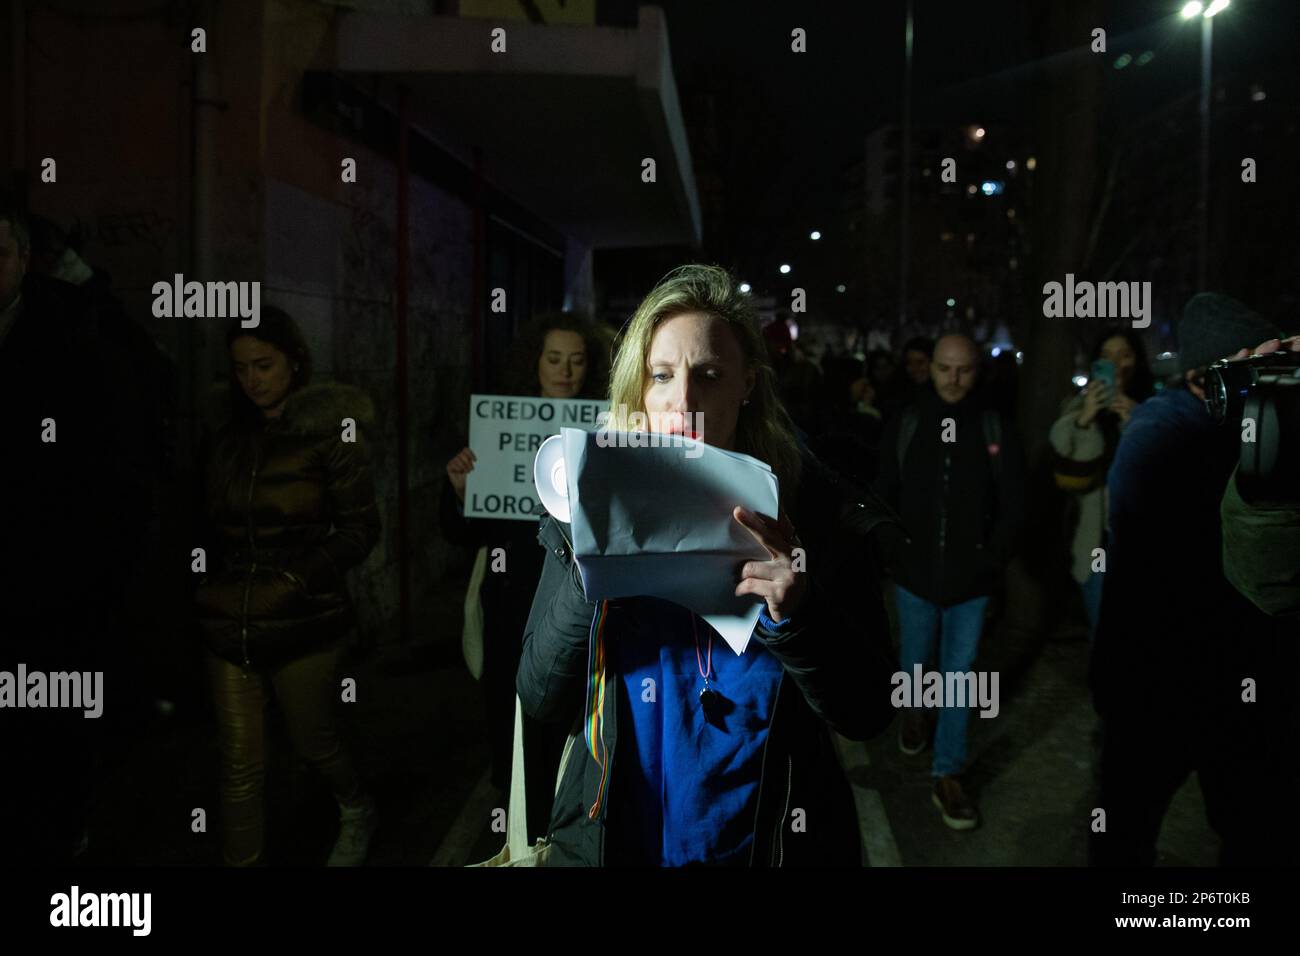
[1090, 358, 1116, 400]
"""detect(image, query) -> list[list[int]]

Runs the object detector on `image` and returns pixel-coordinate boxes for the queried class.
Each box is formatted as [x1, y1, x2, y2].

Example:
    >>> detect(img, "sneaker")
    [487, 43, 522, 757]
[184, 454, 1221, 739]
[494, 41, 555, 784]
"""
[932, 776, 979, 830]
[898, 709, 927, 755]
[327, 794, 378, 866]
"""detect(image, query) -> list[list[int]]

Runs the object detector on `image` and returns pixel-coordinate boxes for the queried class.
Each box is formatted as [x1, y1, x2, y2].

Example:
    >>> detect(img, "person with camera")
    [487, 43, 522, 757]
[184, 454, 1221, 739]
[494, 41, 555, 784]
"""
[1217, 334, 1300, 624]
[1089, 293, 1295, 867]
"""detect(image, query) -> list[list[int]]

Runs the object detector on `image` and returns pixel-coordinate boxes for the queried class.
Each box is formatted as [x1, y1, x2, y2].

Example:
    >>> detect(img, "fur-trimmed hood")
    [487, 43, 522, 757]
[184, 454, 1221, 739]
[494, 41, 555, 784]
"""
[207, 380, 377, 436]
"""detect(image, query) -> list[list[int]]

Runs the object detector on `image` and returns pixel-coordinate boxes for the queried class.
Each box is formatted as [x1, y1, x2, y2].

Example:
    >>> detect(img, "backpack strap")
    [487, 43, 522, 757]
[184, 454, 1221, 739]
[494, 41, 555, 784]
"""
[898, 405, 1003, 482]
[982, 410, 1003, 482]
[896, 405, 920, 474]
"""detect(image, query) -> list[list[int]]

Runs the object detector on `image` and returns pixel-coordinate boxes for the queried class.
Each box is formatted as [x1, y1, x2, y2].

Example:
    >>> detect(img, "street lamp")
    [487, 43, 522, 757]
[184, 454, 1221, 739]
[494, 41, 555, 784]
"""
[809, 230, 821, 241]
[899, 0, 914, 327]
[1183, 0, 1230, 288]
[779, 264, 791, 275]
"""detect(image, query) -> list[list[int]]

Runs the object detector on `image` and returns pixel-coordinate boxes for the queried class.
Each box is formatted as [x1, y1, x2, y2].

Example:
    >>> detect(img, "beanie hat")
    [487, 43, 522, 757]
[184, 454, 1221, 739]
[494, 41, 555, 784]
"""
[1178, 293, 1281, 373]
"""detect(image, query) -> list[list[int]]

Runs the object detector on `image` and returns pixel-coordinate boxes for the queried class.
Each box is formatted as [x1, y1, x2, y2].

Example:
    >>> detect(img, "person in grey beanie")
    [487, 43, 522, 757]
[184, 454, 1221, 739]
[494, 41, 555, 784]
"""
[1088, 293, 1297, 866]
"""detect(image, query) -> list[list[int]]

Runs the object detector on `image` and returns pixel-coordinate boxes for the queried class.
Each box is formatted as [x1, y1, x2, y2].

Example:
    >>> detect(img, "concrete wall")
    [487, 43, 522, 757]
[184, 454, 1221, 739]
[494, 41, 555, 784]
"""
[263, 0, 478, 641]
[16, 0, 485, 648]
[14, 0, 626, 648]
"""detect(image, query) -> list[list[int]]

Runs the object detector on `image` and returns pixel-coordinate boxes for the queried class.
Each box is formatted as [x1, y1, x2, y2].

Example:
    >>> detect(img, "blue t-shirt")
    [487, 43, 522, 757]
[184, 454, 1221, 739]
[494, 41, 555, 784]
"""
[605, 597, 787, 866]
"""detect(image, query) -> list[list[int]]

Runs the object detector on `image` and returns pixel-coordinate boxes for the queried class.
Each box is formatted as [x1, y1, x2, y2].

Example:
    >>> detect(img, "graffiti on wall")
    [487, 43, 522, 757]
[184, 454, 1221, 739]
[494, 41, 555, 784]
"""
[73, 209, 177, 255]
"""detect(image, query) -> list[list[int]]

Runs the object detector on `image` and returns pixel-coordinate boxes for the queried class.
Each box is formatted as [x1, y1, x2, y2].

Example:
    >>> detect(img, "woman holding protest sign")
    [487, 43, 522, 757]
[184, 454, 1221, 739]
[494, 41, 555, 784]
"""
[516, 265, 898, 866]
[441, 310, 608, 841]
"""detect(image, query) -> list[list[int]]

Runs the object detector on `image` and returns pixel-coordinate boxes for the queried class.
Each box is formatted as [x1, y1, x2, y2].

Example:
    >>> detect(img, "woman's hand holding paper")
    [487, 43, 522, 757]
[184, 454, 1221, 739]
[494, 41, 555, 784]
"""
[732, 505, 807, 625]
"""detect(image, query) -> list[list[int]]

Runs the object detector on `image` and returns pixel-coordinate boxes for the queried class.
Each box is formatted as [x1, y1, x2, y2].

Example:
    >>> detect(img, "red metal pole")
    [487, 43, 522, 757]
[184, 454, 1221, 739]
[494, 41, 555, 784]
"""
[471, 145, 486, 391]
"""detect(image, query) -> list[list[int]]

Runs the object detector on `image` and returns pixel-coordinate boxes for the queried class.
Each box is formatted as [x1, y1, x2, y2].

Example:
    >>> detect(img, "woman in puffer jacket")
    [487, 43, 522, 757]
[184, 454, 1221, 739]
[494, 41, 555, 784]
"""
[194, 306, 381, 866]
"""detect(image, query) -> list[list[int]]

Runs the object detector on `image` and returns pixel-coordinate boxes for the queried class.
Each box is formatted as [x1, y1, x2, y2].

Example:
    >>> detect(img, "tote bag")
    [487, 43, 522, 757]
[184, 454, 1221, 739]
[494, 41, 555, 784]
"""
[467, 697, 578, 867]
[461, 545, 488, 680]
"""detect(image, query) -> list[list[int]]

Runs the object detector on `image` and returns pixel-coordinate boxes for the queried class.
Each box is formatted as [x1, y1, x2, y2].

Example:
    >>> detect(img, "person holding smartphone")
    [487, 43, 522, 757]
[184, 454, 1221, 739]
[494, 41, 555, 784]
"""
[1048, 327, 1155, 639]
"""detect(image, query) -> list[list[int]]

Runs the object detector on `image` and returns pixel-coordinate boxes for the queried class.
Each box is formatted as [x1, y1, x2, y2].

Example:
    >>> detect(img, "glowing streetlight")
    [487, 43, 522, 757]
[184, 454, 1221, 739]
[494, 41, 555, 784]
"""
[739, 282, 751, 294]
[779, 264, 791, 275]
[809, 230, 821, 241]
[1185, 0, 1230, 17]
[1185, 0, 1230, 285]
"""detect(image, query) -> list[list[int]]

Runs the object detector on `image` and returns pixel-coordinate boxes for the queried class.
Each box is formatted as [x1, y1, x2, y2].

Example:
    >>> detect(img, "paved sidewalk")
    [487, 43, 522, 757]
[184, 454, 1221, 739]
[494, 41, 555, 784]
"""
[75, 578, 1219, 867]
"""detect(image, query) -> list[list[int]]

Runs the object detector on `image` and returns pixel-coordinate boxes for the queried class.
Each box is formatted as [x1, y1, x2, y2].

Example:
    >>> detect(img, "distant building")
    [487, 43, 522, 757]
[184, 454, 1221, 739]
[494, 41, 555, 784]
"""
[854, 123, 1031, 343]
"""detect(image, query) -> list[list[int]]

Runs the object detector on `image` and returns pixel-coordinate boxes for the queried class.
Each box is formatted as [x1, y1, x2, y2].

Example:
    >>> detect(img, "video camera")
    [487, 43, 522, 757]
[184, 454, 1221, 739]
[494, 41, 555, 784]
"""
[1204, 350, 1300, 502]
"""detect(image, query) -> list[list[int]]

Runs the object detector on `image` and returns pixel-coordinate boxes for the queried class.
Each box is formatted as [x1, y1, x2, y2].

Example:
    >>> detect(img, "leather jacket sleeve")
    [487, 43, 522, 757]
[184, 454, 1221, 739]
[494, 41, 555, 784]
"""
[751, 477, 898, 742]
[517, 515, 599, 724]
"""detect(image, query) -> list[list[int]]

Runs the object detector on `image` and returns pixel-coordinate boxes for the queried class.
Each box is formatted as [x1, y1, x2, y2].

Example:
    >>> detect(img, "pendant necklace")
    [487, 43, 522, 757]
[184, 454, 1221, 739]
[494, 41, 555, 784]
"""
[691, 612, 717, 708]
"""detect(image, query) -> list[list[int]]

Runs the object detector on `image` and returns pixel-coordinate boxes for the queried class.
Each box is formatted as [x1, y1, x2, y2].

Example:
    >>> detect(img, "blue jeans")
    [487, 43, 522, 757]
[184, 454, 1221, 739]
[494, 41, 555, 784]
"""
[895, 585, 989, 778]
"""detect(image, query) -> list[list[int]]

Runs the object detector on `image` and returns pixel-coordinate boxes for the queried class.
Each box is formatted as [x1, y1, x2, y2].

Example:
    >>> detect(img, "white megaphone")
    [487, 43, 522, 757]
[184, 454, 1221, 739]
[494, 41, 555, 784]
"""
[532, 434, 571, 522]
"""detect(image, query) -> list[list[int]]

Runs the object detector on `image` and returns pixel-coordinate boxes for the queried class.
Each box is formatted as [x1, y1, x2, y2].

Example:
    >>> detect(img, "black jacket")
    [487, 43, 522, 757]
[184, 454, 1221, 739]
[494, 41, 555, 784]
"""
[0, 276, 125, 645]
[194, 383, 381, 668]
[873, 389, 1025, 607]
[439, 477, 546, 641]
[516, 453, 898, 866]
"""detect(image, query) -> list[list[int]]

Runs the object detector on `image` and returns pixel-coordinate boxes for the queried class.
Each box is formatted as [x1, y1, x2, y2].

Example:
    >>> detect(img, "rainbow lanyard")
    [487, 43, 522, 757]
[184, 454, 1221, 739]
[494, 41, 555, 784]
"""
[583, 599, 611, 819]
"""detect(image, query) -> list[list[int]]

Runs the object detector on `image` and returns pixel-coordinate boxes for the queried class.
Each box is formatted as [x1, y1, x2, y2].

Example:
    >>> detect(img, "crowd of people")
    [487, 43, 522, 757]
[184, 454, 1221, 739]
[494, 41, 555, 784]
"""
[3, 193, 1296, 867]
[448, 269, 1296, 867]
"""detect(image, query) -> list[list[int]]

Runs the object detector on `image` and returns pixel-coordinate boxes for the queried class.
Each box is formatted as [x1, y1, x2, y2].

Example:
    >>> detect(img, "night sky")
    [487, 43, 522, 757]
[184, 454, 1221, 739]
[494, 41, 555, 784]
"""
[645, 0, 1298, 281]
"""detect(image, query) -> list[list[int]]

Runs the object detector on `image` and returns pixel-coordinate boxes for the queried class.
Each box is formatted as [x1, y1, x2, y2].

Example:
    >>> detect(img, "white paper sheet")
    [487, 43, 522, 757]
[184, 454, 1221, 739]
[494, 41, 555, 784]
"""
[551, 427, 781, 654]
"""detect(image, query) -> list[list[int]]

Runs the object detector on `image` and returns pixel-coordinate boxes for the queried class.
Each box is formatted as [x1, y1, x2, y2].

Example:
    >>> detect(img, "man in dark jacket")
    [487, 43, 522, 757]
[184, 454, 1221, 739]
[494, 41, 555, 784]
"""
[873, 333, 1025, 830]
[0, 205, 117, 863]
[516, 453, 898, 866]
[1090, 294, 1297, 867]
